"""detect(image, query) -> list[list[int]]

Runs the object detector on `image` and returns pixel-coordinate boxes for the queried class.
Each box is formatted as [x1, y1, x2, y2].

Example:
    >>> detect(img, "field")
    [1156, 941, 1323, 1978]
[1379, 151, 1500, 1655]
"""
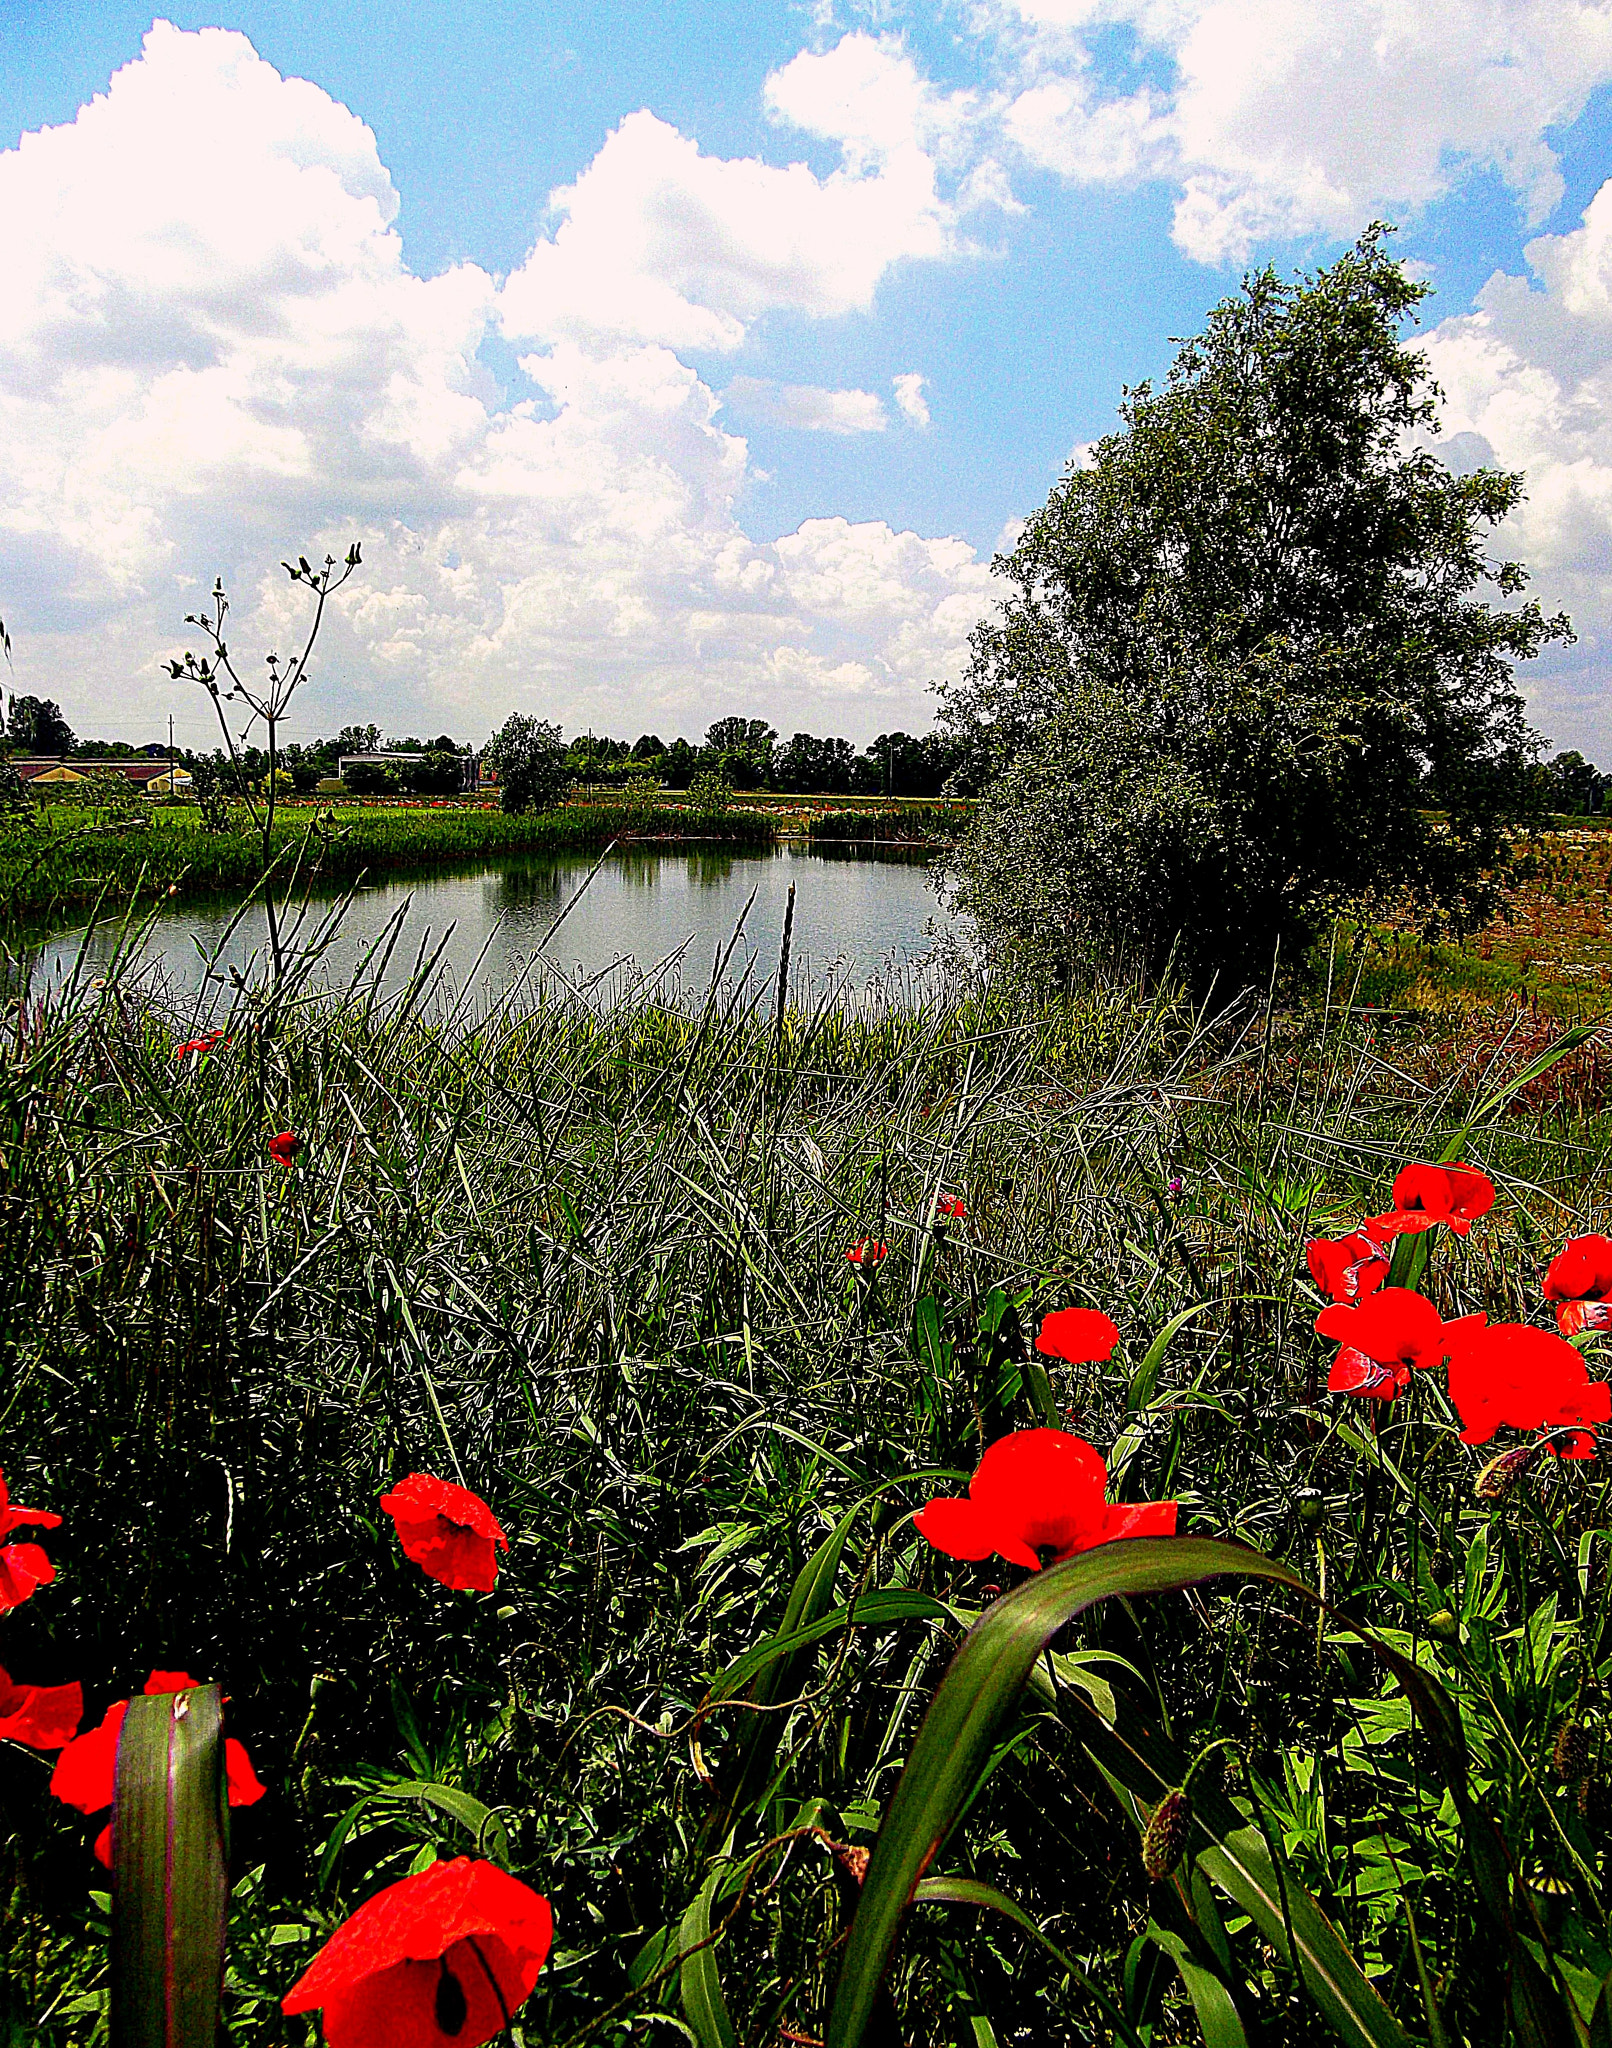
[6, 926, 1612, 2045]
[1350, 828, 1612, 1019]
[0, 799, 775, 932]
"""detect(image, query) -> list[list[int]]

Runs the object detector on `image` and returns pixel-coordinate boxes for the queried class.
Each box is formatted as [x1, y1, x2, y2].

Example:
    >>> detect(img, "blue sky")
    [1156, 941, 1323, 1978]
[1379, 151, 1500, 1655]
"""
[3, 1, 1612, 751]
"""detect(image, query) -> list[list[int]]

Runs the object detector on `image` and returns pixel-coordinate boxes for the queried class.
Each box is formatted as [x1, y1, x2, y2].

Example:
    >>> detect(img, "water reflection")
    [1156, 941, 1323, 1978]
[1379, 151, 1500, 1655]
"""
[21, 843, 952, 1008]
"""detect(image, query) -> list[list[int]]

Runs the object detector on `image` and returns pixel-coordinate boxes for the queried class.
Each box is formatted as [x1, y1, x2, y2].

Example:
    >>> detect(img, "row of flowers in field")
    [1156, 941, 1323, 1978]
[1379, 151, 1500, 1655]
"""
[2, 1156, 1604, 2044]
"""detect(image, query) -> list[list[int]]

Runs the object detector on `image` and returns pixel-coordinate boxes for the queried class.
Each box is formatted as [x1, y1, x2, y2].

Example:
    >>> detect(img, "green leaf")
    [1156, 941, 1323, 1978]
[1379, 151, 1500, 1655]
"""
[705, 1588, 952, 1706]
[679, 1871, 736, 2048]
[111, 1685, 229, 2048]
[1147, 1924, 1249, 2048]
[912, 1875, 1146, 2048]
[1127, 1303, 1214, 1413]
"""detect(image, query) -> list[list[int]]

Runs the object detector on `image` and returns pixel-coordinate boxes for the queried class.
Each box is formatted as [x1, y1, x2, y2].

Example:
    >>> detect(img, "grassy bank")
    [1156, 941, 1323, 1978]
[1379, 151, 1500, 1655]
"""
[0, 799, 775, 932]
[5, 943, 1612, 2043]
[806, 802, 970, 845]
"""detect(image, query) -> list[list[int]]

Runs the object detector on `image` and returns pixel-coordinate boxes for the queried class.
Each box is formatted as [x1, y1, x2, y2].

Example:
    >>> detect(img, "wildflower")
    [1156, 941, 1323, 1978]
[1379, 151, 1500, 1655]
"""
[380, 1473, 509, 1592]
[1167, 1176, 1184, 1198]
[846, 1240, 888, 1268]
[937, 1195, 968, 1221]
[0, 1668, 82, 1749]
[49, 1671, 265, 1865]
[1365, 1161, 1495, 1240]
[0, 1470, 61, 1615]
[1036, 1308, 1121, 1364]
[282, 1857, 553, 2048]
[1306, 1230, 1391, 1306]
[1314, 1287, 1465, 1400]
[1445, 1322, 1611, 1458]
[173, 1031, 226, 1061]
[268, 1131, 300, 1166]
[1543, 1234, 1612, 1335]
[915, 1429, 1176, 1570]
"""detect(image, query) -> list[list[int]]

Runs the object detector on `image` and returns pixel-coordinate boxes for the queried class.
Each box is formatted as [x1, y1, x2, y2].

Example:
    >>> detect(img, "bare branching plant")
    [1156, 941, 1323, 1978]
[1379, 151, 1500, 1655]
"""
[168, 543, 362, 972]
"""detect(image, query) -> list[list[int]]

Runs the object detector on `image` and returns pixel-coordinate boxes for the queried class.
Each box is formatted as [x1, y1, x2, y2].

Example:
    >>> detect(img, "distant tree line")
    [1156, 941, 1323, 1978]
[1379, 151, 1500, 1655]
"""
[564, 719, 967, 796]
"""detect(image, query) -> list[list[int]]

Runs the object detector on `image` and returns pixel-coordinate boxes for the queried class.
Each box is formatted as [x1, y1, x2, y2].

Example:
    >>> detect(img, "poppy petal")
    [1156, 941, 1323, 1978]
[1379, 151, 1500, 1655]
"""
[1036, 1309, 1121, 1364]
[0, 1543, 55, 1613]
[912, 1498, 998, 1562]
[0, 1671, 82, 1750]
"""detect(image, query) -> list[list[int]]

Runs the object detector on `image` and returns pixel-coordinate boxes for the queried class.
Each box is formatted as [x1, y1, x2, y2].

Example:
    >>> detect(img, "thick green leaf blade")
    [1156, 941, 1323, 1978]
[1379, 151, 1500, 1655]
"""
[1147, 1924, 1249, 2048]
[826, 1536, 1304, 2048]
[679, 1871, 736, 2048]
[705, 1589, 952, 1705]
[111, 1685, 228, 2048]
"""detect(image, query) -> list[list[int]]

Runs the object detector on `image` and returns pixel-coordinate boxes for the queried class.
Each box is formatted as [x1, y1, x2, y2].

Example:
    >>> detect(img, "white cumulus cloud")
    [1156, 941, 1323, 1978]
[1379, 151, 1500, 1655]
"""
[1420, 180, 1612, 755]
[989, 0, 1612, 263]
[0, 22, 991, 747]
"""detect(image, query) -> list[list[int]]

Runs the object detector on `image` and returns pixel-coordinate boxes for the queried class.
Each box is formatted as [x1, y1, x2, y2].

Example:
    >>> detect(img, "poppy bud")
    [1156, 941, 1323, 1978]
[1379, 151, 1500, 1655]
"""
[1429, 1549, 1455, 1587]
[1296, 1490, 1325, 1526]
[1428, 1609, 1461, 1643]
[1142, 1787, 1192, 1881]
[1553, 1716, 1591, 1783]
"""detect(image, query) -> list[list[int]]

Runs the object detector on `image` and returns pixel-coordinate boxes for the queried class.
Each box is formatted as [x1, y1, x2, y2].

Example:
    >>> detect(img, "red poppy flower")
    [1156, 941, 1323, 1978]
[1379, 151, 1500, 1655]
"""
[1036, 1308, 1121, 1364]
[1445, 1322, 1612, 1458]
[0, 1667, 82, 1749]
[173, 1032, 226, 1060]
[0, 1470, 61, 1615]
[380, 1474, 509, 1593]
[268, 1131, 300, 1166]
[915, 1428, 1177, 1570]
[937, 1195, 968, 1221]
[49, 1671, 265, 1864]
[1366, 1162, 1496, 1240]
[1306, 1230, 1391, 1306]
[282, 1856, 553, 2048]
[845, 1240, 887, 1267]
[1543, 1234, 1612, 1335]
[1314, 1287, 1467, 1399]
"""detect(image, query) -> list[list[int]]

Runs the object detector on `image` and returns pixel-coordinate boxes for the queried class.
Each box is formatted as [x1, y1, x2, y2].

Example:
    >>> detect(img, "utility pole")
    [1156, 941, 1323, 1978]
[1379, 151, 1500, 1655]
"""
[168, 712, 175, 795]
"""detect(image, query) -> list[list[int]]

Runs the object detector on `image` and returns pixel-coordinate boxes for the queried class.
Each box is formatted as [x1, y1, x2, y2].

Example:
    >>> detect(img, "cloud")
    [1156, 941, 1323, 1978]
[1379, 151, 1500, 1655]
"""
[892, 372, 932, 426]
[724, 378, 889, 432]
[498, 34, 982, 354]
[988, 0, 1612, 263]
[0, 23, 990, 746]
[1420, 179, 1612, 754]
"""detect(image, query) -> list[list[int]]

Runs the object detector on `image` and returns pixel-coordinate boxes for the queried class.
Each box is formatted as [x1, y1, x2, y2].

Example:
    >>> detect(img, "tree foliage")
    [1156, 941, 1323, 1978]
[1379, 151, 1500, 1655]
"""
[942, 228, 1572, 996]
[6, 693, 76, 755]
[486, 713, 569, 816]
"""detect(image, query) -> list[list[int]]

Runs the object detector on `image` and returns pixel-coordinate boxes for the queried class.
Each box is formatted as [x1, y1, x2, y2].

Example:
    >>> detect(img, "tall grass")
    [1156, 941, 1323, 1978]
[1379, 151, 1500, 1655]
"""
[0, 800, 775, 931]
[4, 918, 1612, 2043]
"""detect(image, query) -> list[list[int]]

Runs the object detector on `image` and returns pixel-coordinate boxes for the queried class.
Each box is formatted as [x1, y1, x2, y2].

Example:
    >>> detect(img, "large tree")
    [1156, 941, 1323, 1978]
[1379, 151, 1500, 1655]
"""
[942, 228, 1570, 996]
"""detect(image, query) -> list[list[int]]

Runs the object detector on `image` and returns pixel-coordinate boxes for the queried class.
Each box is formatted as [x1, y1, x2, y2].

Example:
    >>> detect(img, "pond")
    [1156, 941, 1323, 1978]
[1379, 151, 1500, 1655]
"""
[24, 844, 956, 1009]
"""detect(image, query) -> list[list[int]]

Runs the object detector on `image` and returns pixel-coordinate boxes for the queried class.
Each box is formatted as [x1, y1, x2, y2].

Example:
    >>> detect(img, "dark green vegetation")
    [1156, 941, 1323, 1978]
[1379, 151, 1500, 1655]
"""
[946, 229, 1571, 997]
[0, 800, 774, 930]
[6, 942, 1612, 2044]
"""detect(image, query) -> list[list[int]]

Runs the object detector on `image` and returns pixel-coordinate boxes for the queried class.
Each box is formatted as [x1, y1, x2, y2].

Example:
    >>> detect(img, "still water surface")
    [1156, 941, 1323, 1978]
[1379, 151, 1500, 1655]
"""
[29, 845, 953, 1007]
